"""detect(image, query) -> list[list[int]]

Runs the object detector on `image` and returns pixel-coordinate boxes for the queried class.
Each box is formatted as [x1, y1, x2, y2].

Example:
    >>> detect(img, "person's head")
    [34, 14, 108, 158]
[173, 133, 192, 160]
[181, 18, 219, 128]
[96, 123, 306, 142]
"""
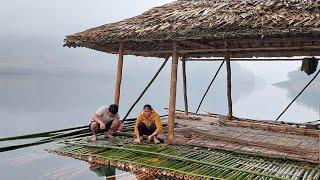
[108, 104, 118, 115]
[143, 104, 153, 118]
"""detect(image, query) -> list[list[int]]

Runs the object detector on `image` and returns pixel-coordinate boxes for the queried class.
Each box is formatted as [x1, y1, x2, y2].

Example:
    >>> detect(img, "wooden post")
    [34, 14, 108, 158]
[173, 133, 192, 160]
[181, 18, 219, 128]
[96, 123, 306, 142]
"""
[182, 58, 188, 115]
[168, 41, 179, 140]
[114, 41, 124, 106]
[225, 52, 233, 120]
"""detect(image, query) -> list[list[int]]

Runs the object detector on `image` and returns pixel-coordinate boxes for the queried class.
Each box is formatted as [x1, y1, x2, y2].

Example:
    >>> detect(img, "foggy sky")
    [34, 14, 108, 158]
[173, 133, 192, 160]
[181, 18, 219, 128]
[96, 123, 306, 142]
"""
[0, 0, 303, 84]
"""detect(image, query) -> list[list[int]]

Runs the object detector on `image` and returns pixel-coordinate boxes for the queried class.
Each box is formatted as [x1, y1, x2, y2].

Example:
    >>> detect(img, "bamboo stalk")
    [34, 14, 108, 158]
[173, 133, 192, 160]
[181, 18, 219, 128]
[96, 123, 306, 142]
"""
[123, 58, 169, 121]
[64, 141, 291, 179]
[0, 126, 88, 142]
[181, 58, 189, 116]
[114, 41, 124, 106]
[195, 60, 225, 114]
[52, 140, 320, 180]
[225, 52, 233, 120]
[167, 41, 179, 140]
[276, 68, 320, 121]
[0, 129, 90, 152]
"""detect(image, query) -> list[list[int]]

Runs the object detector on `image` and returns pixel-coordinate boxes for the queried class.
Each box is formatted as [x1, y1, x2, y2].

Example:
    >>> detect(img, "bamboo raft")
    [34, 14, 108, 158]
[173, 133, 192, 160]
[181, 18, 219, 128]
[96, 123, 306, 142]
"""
[51, 0, 320, 179]
[49, 135, 320, 180]
[47, 114, 320, 179]
[166, 114, 320, 164]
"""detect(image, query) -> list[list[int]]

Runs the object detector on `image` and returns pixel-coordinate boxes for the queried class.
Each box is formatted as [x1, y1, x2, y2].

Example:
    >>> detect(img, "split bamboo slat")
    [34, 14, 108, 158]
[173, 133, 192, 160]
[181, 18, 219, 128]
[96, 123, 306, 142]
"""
[49, 136, 320, 180]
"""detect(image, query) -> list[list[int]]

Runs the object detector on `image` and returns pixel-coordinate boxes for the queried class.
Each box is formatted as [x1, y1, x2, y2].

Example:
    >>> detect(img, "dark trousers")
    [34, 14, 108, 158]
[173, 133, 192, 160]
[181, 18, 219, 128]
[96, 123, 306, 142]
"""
[138, 122, 157, 136]
[89, 120, 113, 134]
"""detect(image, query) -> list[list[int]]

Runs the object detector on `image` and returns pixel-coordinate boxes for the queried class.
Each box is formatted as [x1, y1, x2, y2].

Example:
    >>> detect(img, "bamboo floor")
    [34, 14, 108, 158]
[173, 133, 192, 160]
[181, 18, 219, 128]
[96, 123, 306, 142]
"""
[48, 114, 319, 179]
[163, 115, 319, 164]
[49, 136, 319, 180]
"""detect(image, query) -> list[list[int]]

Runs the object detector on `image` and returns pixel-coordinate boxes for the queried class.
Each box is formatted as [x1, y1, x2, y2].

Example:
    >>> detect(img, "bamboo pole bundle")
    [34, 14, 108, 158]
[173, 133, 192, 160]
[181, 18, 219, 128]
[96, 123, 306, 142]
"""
[49, 135, 320, 179]
[0, 116, 142, 153]
[0, 125, 88, 142]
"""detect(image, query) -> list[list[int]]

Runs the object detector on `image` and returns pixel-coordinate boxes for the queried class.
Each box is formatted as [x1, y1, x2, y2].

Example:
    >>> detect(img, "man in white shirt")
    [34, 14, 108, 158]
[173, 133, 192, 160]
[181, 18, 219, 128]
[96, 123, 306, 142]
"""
[89, 104, 122, 141]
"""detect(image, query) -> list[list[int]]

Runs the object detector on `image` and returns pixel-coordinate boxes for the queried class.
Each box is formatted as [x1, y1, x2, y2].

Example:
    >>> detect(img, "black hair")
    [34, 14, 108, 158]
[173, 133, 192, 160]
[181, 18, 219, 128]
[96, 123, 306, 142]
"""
[108, 104, 118, 114]
[143, 104, 152, 110]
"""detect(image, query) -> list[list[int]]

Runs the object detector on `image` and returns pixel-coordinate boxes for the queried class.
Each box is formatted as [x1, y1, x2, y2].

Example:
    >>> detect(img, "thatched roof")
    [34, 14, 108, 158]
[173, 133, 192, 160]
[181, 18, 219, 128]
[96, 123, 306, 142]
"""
[64, 0, 320, 58]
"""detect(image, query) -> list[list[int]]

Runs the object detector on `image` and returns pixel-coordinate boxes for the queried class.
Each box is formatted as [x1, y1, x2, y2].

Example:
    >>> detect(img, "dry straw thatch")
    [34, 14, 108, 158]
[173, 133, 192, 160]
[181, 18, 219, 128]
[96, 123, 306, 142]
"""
[64, 0, 320, 58]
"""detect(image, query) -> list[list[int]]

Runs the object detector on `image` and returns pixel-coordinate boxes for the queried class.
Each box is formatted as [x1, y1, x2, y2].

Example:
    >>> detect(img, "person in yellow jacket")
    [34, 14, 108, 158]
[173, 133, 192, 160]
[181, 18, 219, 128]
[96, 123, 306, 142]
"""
[134, 104, 162, 143]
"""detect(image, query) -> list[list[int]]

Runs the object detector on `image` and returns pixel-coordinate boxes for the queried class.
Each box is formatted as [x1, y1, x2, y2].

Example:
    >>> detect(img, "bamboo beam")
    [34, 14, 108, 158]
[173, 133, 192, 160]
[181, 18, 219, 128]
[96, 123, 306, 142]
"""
[122, 58, 169, 121]
[196, 61, 225, 114]
[276, 68, 320, 121]
[184, 58, 307, 62]
[182, 58, 188, 115]
[225, 52, 233, 120]
[110, 48, 320, 59]
[168, 41, 179, 140]
[114, 41, 125, 106]
[180, 40, 211, 49]
[115, 45, 320, 55]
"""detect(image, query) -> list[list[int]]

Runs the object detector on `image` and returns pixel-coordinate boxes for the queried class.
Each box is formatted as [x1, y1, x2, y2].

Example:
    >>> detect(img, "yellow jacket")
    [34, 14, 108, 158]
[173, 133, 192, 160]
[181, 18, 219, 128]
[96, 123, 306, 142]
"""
[134, 111, 163, 136]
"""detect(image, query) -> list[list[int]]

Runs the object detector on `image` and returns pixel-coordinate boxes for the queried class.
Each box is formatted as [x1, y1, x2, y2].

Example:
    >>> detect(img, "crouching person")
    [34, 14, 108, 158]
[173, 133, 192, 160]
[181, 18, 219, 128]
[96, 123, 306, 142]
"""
[89, 104, 122, 141]
[134, 104, 162, 143]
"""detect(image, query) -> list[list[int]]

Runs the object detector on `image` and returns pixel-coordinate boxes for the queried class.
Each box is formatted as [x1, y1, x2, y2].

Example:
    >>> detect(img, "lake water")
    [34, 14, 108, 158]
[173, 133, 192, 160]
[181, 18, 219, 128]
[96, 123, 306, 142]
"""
[0, 0, 319, 179]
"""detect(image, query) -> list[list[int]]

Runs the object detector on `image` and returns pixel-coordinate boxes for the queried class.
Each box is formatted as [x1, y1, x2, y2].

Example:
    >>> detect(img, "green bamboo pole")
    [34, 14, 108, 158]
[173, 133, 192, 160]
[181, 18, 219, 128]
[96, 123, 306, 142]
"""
[53, 141, 320, 180]
[64, 142, 291, 180]
[0, 128, 90, 152]
[0, 126, 88, 142]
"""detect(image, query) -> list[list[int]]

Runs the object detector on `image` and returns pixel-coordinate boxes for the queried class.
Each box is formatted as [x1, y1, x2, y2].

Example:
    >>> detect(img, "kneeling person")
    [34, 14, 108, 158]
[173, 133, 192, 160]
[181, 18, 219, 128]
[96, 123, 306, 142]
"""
[89, 104, 122, 141]
[134, 104, 162, 143]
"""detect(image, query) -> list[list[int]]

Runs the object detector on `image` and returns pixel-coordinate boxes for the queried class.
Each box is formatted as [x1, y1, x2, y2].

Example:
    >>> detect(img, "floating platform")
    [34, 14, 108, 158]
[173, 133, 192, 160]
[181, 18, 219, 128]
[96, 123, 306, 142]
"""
[49, 135, 319, 180]
[49, 114, 320, 179]
[165, 114, 320, 163]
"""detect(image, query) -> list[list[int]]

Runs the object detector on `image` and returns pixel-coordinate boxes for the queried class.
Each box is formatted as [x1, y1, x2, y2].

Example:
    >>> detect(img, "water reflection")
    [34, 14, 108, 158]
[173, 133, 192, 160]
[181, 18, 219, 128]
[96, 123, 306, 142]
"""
[89, 164, 116, 179]
[89, 163, 155, 180]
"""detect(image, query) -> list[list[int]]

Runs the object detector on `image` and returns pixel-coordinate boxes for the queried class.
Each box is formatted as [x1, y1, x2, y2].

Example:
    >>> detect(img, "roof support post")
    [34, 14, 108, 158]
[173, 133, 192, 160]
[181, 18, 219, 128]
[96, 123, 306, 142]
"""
[225, 52, 233, 120]
[114, 41, 124, 106]
[182, 57, 189, 115]
[168, 41, 179, 140]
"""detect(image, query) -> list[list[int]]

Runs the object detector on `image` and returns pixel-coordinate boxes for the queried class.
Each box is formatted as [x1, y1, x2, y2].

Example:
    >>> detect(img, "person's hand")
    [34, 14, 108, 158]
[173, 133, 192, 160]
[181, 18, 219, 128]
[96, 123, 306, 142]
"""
[134, 138, 141, 143]
[147, 135, 154, 142]
[117, 123, 123, 132]
[100, 123, 106, 130]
